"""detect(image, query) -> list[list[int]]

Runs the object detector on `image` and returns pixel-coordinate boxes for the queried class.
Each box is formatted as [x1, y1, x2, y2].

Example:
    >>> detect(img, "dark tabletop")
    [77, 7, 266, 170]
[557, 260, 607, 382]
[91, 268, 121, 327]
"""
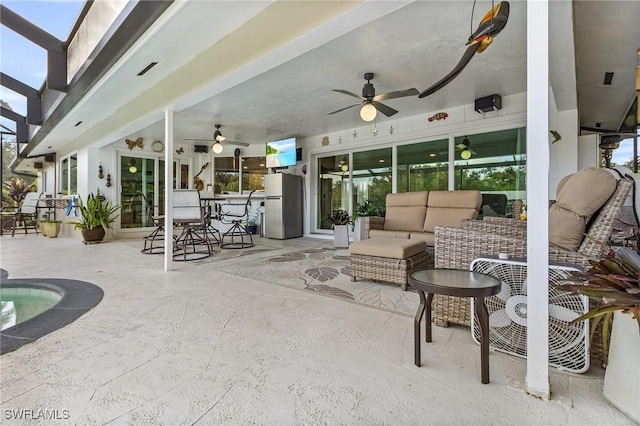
[408, 268, 501, 297]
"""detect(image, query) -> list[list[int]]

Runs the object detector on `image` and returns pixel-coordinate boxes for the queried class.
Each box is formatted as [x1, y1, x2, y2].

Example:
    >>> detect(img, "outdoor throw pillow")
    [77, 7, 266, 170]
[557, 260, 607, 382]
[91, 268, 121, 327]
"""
[549, 167, 617, 251]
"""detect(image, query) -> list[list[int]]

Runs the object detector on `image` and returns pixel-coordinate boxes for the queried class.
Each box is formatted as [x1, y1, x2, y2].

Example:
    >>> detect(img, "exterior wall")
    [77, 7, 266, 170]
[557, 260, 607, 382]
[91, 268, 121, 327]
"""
[549, 85, 580, 198]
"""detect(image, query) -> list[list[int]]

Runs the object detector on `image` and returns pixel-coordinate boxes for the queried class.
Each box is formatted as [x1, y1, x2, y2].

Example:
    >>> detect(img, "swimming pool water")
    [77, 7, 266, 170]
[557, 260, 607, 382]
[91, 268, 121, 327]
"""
[1, 287, 62, 331]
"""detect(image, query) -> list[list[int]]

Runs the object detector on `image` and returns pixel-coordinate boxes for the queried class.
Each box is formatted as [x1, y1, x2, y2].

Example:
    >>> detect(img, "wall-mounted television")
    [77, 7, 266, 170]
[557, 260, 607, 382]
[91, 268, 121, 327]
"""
[266, 137, 297, 168]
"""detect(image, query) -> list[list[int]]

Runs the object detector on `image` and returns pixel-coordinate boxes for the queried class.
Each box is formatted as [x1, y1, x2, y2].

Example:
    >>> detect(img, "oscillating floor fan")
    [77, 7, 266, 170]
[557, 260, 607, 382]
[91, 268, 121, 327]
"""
[470, 258, 590, 373]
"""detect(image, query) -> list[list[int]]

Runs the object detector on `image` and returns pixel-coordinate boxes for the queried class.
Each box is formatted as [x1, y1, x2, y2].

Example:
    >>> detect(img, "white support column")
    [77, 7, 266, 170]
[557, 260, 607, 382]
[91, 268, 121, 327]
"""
[448, 134, 455, 190]
[164, 109, 174, 272]
[526, 0, 550, 399]
[391, 144, 397, 193]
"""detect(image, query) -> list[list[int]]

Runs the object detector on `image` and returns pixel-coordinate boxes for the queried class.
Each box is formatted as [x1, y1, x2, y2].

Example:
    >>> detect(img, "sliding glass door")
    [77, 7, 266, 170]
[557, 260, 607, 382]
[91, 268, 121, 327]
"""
[120, 155, 189, 229]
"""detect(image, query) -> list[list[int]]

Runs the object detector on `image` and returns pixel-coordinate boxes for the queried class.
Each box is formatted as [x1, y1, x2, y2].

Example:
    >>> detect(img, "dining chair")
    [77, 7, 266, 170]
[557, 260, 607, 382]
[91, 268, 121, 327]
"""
[10, 192, 43, 236]
[172, 190, 213, 260]
[219, 190, 256, 249]
[135, 191, 171, 254]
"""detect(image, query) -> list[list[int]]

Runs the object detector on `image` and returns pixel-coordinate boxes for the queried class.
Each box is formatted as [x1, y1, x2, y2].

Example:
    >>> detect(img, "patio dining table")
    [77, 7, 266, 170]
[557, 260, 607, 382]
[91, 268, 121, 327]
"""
[38, 197, 75, 220]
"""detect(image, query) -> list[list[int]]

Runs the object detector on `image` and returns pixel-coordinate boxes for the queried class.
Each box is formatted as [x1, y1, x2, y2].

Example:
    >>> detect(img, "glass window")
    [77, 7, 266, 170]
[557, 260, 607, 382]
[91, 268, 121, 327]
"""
[59, 154, 77, 195]
[214, 157, 239, 193]
[397, 139, 448, 193]
[352, 148, 392, 215]
[242, 156, 267, 192]
[318, 155, 349, 230]
[453, 128, 526, 217]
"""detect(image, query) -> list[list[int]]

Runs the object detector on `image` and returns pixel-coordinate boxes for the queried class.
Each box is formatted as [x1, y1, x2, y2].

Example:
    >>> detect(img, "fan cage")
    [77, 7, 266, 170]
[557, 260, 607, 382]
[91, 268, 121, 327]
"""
[470, 258, 590, 373]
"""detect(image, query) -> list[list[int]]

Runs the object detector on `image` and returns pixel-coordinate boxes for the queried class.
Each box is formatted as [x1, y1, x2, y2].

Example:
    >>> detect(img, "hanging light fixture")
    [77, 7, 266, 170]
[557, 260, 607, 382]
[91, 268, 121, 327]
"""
[338, 157, 349, 172]
[460, 149, 472, 160]
[212, 142, 223, 154]
[128, 158, 138, 173]
[360, 103, 377, 122]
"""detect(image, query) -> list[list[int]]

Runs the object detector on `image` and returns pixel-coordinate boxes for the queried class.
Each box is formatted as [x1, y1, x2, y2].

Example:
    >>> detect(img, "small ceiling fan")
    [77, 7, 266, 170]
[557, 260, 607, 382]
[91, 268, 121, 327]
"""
[184, 124, 249, 154]
[328, 72, 419, 121]
[456, 136, 477, 159]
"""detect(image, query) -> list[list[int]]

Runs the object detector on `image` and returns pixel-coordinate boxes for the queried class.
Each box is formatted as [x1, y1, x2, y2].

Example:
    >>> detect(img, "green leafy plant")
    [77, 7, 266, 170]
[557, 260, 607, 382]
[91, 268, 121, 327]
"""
[70, 191, 121, 230]
[352, 200, 382, 221]
[40, 219, 62, 224]
[556, 246, 640, 365]
[330, 209, 352, 226]
[3, 177, 36, 206]
[246, 209, 260, 227]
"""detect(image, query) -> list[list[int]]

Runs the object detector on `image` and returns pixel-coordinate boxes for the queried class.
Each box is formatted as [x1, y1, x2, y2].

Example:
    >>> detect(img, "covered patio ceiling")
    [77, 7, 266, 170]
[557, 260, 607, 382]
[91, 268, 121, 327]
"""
[16, 1, 639, 162]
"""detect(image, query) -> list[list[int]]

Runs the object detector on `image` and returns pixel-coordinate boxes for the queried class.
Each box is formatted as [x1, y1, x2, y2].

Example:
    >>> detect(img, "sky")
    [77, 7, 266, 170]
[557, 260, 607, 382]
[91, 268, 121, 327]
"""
[0, 0, 84, 134]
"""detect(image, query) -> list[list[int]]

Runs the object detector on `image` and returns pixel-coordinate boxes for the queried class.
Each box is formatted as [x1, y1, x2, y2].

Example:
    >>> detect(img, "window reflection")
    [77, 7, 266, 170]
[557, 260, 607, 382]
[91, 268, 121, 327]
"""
[242, 156, 267, 191]
[352, 148, 392, 216]
[318, 155, 349, 230]
[453, 128, 526, 217]
[214, 157, 239, 193]
[397, 140, 448, 193]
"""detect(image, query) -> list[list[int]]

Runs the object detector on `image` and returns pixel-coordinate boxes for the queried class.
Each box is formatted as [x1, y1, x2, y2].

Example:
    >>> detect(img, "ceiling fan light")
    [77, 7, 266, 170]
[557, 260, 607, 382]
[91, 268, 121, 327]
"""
[460, 149, 472, 160]
[341, 163, 349, 172]
[212, 142, 223, 154]
[360, 103, 377, 121]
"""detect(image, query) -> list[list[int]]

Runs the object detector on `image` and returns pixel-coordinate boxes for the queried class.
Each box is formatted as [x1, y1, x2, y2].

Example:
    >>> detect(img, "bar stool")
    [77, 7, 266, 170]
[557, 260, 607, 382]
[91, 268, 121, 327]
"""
[172, 190, 213, 261]
[220, 190, 255, 249]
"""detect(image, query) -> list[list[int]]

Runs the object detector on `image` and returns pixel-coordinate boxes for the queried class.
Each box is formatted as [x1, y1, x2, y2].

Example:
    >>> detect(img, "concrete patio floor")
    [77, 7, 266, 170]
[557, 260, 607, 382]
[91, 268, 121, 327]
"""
[0, 234, 634, 425]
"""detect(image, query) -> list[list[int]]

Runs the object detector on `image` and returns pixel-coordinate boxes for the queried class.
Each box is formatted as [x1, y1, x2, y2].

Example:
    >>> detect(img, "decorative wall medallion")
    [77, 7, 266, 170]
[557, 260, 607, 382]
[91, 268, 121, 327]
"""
[389, 125, 394, 135]
[428, 112, 448, 122]
[338, 136, 343, 144]
[352, 130, 358, 139]
[372, 127, 379, 137]
[151, 140, 164, 152]
[125, 137, 144, 150]
[321, 136, 329, 146]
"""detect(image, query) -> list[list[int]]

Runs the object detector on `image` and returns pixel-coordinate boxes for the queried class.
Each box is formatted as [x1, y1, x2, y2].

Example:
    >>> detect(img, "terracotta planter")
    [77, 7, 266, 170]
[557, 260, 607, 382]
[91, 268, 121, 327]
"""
[603, 312, 640, 423]
[80, 226, 106, 243]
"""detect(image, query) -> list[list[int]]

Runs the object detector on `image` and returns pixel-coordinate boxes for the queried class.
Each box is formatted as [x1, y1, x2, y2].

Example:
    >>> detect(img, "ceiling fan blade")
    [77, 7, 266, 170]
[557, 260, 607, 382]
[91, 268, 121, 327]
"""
[373, 88, 419, 102]
[372, 101, 398, 117]
[225, 140, 250, 147]
[332, 89, 364, 100]
[327, 103, 361, 115]
[455, 143, 467, 150]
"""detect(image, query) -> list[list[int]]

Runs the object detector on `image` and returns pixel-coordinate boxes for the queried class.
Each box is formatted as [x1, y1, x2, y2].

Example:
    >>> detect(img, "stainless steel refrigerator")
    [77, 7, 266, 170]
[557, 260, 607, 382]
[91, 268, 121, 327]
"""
[264, 173, 303, 239]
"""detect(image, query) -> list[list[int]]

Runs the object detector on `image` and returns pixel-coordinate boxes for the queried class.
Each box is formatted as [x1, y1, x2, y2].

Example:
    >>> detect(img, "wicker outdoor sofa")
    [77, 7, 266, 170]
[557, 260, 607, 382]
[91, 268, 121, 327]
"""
[359, 190, 483, 267]
[433, 169, 633, 361]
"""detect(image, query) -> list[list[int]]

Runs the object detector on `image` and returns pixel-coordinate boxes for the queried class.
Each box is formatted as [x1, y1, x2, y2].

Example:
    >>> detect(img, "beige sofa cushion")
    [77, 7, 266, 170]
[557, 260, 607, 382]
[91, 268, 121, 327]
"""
[384, 191, 429, 232]
[369, 229, 411, 239]
[349, 238, 426, 259]
[549, 167, 617, 251]
[409, 232, 435, 246]
[423, 190, 482, 232]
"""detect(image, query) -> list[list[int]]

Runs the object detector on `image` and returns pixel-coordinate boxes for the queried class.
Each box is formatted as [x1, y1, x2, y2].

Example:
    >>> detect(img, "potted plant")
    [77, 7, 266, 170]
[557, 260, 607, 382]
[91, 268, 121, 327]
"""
[557, 246, 640, 422]
[245, 210, 260, 235]
[40, 219, 62, 238]
[352, 200, 382, 242]
[70, 191, 120, 243]
[331, 209, 352, 248]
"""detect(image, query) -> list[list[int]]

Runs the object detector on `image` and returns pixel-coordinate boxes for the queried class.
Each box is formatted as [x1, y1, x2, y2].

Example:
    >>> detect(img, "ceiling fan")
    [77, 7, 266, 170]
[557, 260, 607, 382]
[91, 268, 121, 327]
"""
[328, 72, 419, 121]
[456, 136, 477, 159]
[184, 124, 249, 153]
